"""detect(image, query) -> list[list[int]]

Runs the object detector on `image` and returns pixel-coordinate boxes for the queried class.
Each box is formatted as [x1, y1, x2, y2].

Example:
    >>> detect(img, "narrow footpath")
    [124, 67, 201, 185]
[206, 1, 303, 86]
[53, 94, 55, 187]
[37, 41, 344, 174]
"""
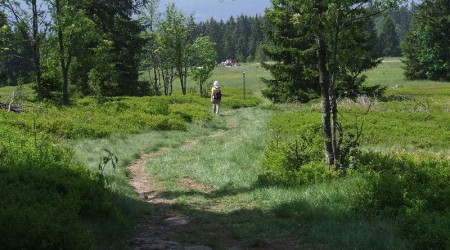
[127, 140, 213, 250]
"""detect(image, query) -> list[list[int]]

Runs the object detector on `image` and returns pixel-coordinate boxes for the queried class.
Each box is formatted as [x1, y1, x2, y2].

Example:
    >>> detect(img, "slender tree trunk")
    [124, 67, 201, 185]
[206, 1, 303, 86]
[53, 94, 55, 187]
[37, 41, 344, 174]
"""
[31, 0, 42, 102]
[163, 69, 169, 95]
[152, 67, 158, 94]
[169, 74, 173, 96]
[317, 37, 334, 167]
[330, 21, 341, 170]
[55, 0, 70, 105]
[170, 68, 174, 96]
[182, 65, 187, 95]
[330, 89, 339, 169]
[178, 63, 187, 95]
[180, 74, 186, 94]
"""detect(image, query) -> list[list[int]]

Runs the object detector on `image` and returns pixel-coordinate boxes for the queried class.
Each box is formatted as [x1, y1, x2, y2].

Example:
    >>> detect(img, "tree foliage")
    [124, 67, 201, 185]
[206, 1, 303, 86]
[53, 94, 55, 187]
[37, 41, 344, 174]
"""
[402, 0, 450, 81]
[140, 2, 219, 96]
[0, 17, 34, 87]
[262, 0, 398, 168]
[260, 2, 320, 103]
[88, 39, 119, 100]
[189, 36, 217, 96]
[159, 3, 194, 95]
[1, 0, 148, 102]
[46, 0, 99, 104]
[0, 10, 12, 86]
[140, 2, 190, 96]
[378, 15, 401, 56]
[0, 0, 48, 101]
[75, 0, 146, 97]
[193, 15, 265, 63]
[1, 0, 415, 106]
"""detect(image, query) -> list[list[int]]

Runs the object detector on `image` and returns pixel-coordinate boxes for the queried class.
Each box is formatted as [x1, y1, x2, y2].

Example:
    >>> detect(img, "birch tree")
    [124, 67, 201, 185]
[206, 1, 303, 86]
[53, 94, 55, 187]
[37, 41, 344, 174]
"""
[189, 36, 217, 96]
[48, 0, 97, 104]
[159, 3, 194, 95]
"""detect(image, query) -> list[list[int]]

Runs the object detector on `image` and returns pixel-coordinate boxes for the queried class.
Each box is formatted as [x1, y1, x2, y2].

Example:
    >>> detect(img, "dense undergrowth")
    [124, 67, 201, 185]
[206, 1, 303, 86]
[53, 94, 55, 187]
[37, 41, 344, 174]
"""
[0, 89, 261, 248]
[0, 126, 123, 248]
[0, 90, 261, 140]
[261, 99, 450, 249]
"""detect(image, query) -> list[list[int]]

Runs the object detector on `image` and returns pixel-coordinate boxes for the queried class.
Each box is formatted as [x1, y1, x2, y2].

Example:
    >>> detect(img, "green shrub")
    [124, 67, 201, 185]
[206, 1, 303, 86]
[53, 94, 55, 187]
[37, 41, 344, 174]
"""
[1, 90, 262, 140]
[357, 152, 450, 249]
[0, 127, 126, 248]
[0, 97, 200, 139]
[261, 125, 337, 186]
[125, 96, 170, 115]
[294, 162, 338, 184]
[398, 209, 450, 250]
[169, 103, 212, 122]
[359, 152, 450, 212]
[221, 88, 262, 109]
[267, 109, 322, 136]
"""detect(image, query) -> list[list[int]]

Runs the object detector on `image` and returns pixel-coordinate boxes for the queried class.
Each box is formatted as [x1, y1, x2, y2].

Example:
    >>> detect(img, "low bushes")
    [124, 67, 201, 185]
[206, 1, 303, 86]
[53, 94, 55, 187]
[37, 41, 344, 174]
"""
[261, 124, 337, 186]
[222, 88, 262, 109]
[262, 138, 450, 248]
[357, 153, 450, 249]
[0, 126, 128, 248]
[1, 92, 262, 140]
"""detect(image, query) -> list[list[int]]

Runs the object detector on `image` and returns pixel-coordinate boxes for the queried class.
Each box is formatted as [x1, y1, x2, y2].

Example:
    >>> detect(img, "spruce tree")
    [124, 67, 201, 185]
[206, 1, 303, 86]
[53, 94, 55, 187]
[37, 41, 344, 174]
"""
[379, 15, 401, 57]
[74, 0, 146, 96]
[402, 0, 450, 80]
[262, 0, 397, 167]
[261, 1, 320, 103]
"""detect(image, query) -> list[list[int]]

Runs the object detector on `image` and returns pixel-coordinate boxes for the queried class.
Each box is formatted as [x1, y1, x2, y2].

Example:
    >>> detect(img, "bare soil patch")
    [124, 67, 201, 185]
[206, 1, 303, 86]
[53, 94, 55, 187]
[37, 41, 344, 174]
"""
[177, 178, 214, 194]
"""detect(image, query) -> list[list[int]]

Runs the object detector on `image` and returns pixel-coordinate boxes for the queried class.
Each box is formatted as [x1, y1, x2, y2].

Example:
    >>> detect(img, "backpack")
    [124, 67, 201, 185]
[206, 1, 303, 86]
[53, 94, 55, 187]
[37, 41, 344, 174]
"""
[214, 88, 221, 99]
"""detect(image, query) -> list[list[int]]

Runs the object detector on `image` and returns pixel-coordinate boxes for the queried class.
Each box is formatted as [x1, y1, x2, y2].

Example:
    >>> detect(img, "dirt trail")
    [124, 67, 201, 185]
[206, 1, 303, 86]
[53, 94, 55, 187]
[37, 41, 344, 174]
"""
[127, 140, 213, 250]
[126, 112, 295, 250]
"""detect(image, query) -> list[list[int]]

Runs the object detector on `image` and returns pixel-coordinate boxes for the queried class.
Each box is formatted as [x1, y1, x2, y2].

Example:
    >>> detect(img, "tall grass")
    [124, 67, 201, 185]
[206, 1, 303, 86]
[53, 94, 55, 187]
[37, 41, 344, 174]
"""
[361, 59, 450, 152]
[146, 108, 273, 191]
[69, 119, 226, 195]
[251, 178, 407, 249]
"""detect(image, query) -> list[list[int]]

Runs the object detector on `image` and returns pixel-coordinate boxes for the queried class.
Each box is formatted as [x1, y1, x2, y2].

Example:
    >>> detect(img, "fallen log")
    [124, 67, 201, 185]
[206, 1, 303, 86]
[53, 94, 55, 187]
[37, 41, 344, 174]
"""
[0, 102, 23, 113]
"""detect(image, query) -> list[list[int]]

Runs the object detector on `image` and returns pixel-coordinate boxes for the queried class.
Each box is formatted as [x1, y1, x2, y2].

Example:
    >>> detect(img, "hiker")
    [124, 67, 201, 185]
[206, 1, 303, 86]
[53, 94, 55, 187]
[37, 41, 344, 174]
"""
[211, 80, 222, 115]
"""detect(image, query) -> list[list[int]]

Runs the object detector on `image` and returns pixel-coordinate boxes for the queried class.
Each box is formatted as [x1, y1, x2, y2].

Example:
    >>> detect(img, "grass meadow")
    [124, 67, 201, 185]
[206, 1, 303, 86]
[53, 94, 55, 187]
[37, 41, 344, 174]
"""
[1, 59, 449, 249]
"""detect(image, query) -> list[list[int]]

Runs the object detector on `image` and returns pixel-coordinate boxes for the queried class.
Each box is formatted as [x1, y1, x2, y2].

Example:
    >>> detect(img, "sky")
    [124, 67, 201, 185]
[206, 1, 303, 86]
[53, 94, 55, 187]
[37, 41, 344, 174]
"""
[157, 0, 272, 22]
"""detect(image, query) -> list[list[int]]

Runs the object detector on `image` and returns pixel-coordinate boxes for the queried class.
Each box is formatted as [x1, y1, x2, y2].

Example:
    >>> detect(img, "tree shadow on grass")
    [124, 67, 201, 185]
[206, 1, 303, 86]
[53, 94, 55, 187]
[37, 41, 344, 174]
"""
[0, 161, 150, 249]
[148, 179, 407, 250]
